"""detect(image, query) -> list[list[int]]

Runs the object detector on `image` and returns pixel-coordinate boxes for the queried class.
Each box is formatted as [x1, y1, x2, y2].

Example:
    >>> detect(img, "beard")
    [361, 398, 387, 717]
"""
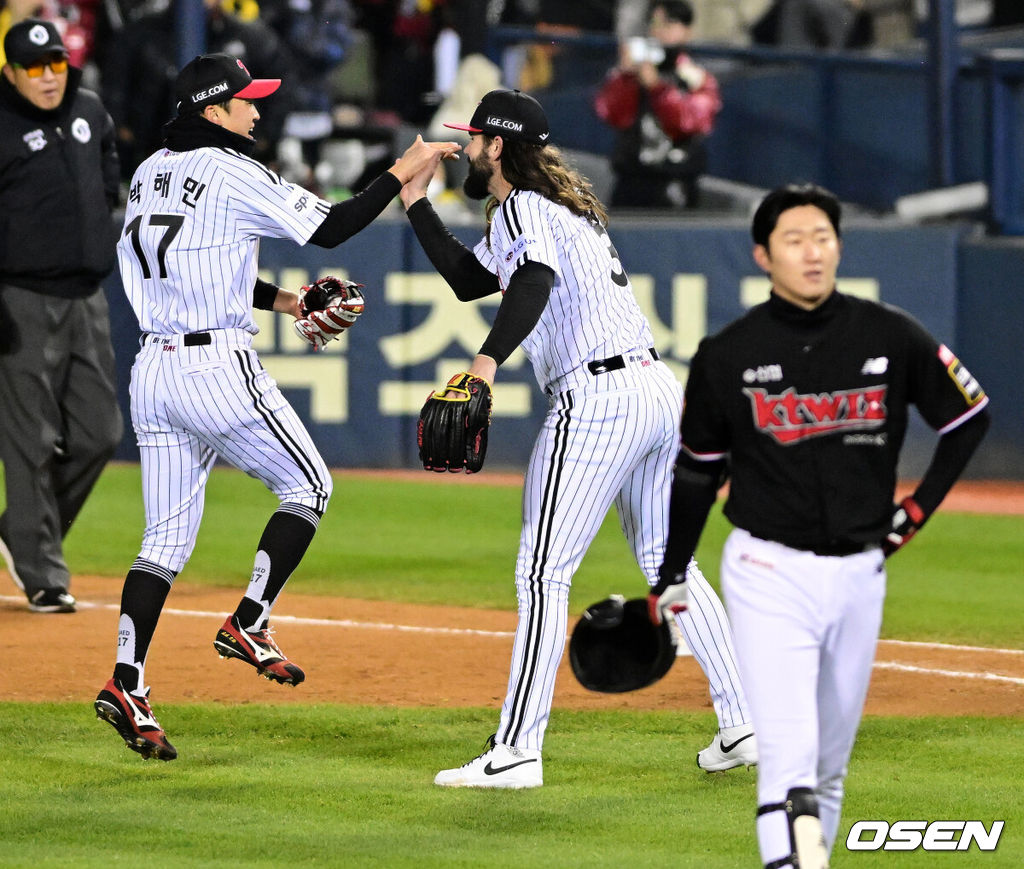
[462, 155, 493, 200]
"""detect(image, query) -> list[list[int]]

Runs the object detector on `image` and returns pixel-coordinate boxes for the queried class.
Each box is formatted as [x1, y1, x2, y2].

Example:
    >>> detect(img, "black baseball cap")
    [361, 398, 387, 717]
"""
[174, 53, 280, 115]
[4, 19, 67, 67]
[444, 89, 550, 145]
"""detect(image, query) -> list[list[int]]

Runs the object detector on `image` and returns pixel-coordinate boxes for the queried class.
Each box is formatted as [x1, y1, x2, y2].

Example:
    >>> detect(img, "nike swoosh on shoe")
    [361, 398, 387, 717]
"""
[720, 733, 755, 754]
[483, 758, 539, 776]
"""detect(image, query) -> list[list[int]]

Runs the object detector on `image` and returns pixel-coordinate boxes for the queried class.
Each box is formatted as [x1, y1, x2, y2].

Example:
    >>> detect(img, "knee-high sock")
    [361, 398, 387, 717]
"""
[113, 559, 175, 694]
[234, 505, 321, 631]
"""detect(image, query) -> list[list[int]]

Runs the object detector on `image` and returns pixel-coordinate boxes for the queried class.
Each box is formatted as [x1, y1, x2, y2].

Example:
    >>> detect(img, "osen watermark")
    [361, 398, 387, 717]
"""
[847, 820, 1004, 851]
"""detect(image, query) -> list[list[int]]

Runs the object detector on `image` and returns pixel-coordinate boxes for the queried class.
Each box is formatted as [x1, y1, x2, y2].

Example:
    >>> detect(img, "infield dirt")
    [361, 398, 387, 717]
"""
[3, 481, 1021, 717]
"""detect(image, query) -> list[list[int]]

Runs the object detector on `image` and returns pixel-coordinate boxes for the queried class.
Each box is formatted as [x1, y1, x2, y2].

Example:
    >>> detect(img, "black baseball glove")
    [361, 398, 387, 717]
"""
[569, 595, 677, 693]
[417, 372, 493, 473]
[294, 276, 365, 349]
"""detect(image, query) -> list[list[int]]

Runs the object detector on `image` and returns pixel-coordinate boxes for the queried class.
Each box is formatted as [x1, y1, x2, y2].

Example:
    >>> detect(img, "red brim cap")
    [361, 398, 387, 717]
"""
[443, 122, 482, 133]
[235, 78, 281, 99]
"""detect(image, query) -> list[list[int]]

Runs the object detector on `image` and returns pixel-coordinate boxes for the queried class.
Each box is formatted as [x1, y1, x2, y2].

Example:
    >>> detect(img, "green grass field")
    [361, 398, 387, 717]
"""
[2, 464, 1022, 866]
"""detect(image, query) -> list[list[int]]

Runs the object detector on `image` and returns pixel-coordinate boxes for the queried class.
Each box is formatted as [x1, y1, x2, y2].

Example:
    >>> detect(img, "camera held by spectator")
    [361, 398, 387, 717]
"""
[595, 0, 721, 209]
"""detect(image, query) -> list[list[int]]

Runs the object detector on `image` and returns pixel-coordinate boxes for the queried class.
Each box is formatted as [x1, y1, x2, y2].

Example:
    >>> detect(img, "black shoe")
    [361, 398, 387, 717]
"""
[28, 588, 77, 613]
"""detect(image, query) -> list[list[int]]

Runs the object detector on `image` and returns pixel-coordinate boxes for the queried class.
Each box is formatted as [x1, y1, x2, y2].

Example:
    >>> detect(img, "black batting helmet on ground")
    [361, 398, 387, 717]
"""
[569, 595, 676, 693]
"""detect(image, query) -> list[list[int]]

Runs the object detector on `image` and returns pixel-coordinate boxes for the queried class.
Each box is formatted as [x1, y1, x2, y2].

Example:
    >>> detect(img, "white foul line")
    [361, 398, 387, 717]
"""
[0, 595, 517, 639]
[5, 595, 1023, 683]
[878, 638, 1024, 656]
[872, 661, 1024, 686]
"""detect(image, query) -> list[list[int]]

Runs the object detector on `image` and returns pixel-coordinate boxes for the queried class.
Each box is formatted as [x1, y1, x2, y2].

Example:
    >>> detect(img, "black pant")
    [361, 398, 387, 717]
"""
[0, 284, 122, 594]
[610, 173, 701, 209]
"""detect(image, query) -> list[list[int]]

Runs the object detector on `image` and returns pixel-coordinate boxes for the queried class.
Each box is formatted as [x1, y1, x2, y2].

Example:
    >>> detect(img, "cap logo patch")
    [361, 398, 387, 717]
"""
[28, 24, 50, 45]
[486, 116, 523, 131]
[191, 81, 231, 103]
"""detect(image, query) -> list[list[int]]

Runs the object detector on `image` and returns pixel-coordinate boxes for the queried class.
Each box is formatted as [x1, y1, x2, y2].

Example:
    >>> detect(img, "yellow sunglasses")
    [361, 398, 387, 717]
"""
[15, 57, 68, 78]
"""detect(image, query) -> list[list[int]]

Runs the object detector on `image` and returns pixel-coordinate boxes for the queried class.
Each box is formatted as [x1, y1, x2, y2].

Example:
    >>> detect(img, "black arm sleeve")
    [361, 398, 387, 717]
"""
[307, 172, 403, 248]
[912, 407, 991, 518]
[659, 452, 726, 581]
[252, 278, 280, 311]
[478, 262, 554, 366]
[405, 198, 500, 300]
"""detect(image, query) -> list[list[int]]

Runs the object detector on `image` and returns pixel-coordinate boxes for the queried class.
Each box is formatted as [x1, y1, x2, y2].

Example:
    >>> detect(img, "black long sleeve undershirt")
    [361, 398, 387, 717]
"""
[478, 261, 554, 365]
[912, 408, 991, 518]
[404, 197, 500, 300]
[308, 172, 403, 248]
[659, 455, 725, 581]
[405, 196, 554, 365]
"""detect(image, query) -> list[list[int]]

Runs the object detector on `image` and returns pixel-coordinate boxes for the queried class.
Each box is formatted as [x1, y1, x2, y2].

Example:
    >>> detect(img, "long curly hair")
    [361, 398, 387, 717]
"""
[483, 137, 609, 232]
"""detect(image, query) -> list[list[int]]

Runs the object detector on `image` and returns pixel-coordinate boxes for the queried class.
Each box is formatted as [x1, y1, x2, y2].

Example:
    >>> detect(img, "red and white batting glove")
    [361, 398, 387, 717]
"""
[881, 496, 926, 557]
[648, 571, 689, 625]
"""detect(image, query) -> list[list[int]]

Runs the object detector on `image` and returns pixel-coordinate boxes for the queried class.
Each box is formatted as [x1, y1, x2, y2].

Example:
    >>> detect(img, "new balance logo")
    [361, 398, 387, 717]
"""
[861, 356, 889, 375]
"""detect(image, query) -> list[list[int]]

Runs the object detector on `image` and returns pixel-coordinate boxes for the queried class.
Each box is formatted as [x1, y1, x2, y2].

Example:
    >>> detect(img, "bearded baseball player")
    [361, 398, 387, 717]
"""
[399, 89, 756, 788]
[94, 53, 457, 761]
[650, 184, 990, 867]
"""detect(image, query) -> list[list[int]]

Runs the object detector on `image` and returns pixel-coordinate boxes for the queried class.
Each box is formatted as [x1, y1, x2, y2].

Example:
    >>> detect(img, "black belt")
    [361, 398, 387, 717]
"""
[808, 541, 875, 557]
[587, 347, 659, 375]
[142, 332, 211, 346]
[753, 534, 874, 557]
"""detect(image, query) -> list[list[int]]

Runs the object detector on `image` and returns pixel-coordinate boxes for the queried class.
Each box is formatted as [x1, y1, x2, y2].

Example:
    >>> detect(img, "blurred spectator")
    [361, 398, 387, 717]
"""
[352, 0, 446, 125]
[101, 0, 294, 178]
[537, 0, 615, 32]
[595, 0, 720, 209]
[752, 0, 874, 48]
[261, 0, 351, 114]
[992, 0, 1024, 26]
[1, 0, 93, 67]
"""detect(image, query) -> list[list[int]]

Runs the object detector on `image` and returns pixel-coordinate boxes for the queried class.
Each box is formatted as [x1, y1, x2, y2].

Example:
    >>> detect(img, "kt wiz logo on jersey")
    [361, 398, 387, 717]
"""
[744, 385, 887, 445]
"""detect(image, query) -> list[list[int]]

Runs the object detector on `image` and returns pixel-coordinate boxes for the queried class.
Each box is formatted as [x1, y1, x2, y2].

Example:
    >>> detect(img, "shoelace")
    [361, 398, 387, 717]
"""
[461, 734, 498, 767]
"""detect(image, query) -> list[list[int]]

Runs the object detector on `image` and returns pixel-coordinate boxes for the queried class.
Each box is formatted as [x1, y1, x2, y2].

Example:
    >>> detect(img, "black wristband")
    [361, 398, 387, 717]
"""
[252, 278, 279, 311]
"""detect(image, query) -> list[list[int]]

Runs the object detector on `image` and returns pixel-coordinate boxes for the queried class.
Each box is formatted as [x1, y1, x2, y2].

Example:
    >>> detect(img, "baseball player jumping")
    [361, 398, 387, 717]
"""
[399, 89, 756, 788]
[649, 184, 990, 867]
[94, 53, 457, 761]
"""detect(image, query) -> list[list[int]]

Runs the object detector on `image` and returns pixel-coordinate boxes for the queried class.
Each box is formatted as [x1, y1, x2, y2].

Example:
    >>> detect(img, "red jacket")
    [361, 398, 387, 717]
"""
[595, 54, 721, 140]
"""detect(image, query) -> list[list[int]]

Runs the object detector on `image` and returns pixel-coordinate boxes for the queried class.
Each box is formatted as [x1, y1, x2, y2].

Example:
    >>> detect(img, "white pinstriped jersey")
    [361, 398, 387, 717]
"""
[473, 189, 653, 390]
[117, 146, 331, 334]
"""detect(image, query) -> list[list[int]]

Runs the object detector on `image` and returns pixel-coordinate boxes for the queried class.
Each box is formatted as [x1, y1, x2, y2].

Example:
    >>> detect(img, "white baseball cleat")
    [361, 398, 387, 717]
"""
[434, 735, 543, 789]
[698, 723, 758, 772]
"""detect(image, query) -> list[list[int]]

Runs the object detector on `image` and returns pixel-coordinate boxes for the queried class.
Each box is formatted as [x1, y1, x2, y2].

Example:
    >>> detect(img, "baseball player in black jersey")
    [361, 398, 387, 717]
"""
[93, 53, 457, 761]
[649, 184, 990, 868]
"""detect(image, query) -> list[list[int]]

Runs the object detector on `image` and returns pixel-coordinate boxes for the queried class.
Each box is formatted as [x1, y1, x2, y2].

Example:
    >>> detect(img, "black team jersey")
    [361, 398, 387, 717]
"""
[680, 291, 989, 550]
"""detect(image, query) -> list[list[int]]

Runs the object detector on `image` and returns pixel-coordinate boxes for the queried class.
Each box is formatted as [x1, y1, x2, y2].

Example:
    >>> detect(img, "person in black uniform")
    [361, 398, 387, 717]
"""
[0, 19, 123, 613]
[646, 184, 990, 868]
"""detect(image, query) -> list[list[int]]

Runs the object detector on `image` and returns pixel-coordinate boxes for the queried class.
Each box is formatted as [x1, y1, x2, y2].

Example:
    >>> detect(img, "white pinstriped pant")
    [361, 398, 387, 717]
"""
[129, 329, 331, 572]
[498, 359, 749, 750]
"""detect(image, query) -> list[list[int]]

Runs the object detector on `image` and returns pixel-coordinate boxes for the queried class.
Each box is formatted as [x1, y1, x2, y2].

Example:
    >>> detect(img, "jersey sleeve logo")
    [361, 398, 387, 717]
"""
[937, 344, 986, 406]
[504, 235, 534, 262]
[285, 184, 313, 214]
[745, 386, 888, 444]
